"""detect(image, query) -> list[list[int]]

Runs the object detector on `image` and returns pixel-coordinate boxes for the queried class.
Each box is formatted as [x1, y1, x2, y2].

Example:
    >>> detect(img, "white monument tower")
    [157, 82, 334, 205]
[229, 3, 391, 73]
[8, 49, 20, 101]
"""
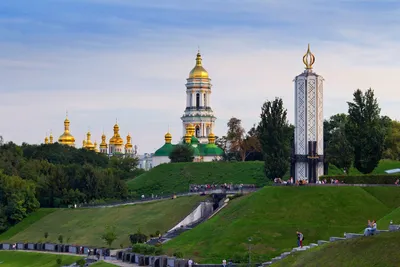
[181, 51, 216, 143]
[291, 45, 324, 183]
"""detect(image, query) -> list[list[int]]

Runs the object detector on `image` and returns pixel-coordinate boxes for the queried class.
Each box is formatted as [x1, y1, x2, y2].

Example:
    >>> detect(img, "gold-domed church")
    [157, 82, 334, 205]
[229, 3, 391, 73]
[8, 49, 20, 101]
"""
[152, 51, 222, 167]
[43, 115, 137, 158]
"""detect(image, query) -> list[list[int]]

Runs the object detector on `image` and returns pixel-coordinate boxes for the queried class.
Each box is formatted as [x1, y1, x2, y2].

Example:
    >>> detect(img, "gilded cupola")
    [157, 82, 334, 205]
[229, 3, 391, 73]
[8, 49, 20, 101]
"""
[184, 124, 192, 144]
[165, 132, 172, 144]
[188, 51, 209, 79]
[208, 132, 216, 144]
[100, 133, 108, 149]
[109, 122, 124, 146]
[187, 123, 195, 136]
[83, 131, 95, 150]
[44, 136, 49, 144]
[49, 133, 54, 144]
[58, 114, 76, 146]
[94, 141, 99, 152]
[125, 133, 133, 149]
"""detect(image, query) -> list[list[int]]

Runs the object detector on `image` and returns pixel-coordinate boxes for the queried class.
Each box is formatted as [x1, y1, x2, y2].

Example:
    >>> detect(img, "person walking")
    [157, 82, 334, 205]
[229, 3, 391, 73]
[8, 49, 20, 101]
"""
[296, 231, 304, 248]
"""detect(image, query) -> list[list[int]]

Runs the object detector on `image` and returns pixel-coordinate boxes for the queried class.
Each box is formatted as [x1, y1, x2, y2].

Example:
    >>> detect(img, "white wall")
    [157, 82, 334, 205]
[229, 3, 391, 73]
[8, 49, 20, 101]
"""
[152, 156, 170, 168]
[168, 202, 214, 232]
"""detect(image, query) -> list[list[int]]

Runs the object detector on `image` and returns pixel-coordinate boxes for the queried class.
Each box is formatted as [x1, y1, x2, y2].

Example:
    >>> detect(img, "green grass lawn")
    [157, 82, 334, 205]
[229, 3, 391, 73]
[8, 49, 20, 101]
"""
[127, 161, 267, 196]
[0, 209, 57, 241]
[0, 251, 82, 267]
[272, 231, 400, 267]
[3, 195, 205, 248]
[163, 186, 400, 263]
[127, 160, 400, 197]
[91, 261, 118, 266]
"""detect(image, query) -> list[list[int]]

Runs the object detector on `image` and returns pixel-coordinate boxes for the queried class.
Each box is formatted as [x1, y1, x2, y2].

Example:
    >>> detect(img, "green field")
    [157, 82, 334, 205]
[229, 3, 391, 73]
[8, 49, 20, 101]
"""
[1, 195, 205, 248]
[163, 186, 400, 263]
[0, 251, 82, 267]
[272, 231, 400, 267]
[91, 261, 118, 266]
[127, 160, 400, 197]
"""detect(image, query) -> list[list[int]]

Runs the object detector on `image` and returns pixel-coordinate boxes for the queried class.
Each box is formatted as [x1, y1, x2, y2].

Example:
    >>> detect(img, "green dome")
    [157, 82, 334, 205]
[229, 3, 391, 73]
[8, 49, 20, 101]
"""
[154, 143, 175, 157]
[203, 144, 224, 156]
[193, 146, 201, 156]
[191, 136, 199, 144]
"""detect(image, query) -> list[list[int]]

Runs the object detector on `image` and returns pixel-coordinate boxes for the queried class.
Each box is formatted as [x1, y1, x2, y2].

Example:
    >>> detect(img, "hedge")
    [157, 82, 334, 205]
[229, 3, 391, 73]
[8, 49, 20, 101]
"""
[319, 174, 399, 184]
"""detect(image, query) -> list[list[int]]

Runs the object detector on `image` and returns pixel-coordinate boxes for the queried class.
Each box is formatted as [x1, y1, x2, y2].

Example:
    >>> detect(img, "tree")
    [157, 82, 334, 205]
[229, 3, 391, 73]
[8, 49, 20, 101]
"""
[383, 120, 400, 160]
[257, 98, 292, 179]
[100, 225, 118, 248]
[129, 229, 148, 244]
[345, 88, 385, 174]
[169, 144, 194, 163]
[324, 114, 353, 172]
[226, 117, 260, 161]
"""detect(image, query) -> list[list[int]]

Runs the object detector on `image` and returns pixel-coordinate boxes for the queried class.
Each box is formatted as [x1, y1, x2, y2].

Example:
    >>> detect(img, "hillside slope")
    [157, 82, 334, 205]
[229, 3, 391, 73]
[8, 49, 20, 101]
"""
[0, 251, 82, 267]
[127, 160, 400, 197]
[272, 231, 400, 267]
[1, 195, 205, 248]
[127, 162, 267, 196]
[163, 186, 400, 263]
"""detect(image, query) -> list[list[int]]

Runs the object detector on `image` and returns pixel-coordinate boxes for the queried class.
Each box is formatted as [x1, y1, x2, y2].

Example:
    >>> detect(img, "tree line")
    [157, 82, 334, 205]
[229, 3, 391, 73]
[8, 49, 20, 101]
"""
[216, 88, 393, 178]
[0, 141, 143, 233]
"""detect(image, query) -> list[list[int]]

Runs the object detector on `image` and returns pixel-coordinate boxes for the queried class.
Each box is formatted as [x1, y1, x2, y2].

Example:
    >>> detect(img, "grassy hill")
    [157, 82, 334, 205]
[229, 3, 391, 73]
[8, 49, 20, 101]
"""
[0, 251, 82, 267]
[0, 195, 205, 248]
[127, 160, 400, 197]
[272, 231, 400, 267]
[127, 162, 267, 196]
[162, 186, 400, 263]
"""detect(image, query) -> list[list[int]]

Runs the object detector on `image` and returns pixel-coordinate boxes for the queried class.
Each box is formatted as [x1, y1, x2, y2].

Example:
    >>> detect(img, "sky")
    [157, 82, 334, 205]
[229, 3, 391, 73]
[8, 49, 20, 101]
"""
[1, 0, 400, 153]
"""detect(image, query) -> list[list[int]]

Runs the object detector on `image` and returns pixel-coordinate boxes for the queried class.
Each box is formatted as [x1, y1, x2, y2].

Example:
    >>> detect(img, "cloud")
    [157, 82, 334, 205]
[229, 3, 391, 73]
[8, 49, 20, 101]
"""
[1, 0, 400, 152]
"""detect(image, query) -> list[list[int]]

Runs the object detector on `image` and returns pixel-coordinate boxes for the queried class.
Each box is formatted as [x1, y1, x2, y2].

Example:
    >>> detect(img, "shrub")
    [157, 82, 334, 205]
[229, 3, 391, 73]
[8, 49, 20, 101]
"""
[76, 258, 86, 267]
[132, 243, 163, 255]
[320, 174, 399, 184]
[173, 251, 183, 258]
[129, 231, 148, 244]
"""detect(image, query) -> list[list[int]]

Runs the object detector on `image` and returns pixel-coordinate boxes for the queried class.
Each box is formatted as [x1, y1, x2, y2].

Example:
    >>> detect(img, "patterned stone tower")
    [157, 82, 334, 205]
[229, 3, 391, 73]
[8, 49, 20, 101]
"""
[291, 45, 324, 183]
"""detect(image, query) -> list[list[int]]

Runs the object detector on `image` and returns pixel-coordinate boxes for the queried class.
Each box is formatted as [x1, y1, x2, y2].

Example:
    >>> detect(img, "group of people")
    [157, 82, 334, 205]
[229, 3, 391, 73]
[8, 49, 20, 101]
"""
[189, 183, 255, 192]
[274, 177, 345, 185]
[364, 220, 377, 236]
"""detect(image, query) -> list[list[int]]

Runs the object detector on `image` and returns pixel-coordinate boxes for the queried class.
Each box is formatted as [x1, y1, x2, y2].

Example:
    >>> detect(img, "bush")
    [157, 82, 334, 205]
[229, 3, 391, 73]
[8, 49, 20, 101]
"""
[173, 251, 183, 258]
[132, 243, 163, 255]
[320, 174, 399, 184]
[129, 231, 148, 244]
[76, 258, 86, 267]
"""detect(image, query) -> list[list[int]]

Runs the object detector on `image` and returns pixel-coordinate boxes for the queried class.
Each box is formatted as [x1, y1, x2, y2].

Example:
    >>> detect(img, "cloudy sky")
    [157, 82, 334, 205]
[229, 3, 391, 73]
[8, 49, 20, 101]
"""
[1, 0, 400, 153]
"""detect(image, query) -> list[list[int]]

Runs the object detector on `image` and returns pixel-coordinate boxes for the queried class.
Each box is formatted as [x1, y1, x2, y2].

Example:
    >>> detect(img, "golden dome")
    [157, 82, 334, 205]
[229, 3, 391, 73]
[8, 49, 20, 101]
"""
[49, 133, 54, 144]
[186, 123, 196, 136]
[165, 132, 172, 144]
[184, 133, 191, 144]
[94, 141, 99, 152]
[83, 132, 95, 151]
[109, 123, 124, 145]
[208, 132, 216, 144]
[44, 136, 49, 144]
[100, 133, 108, 149]
[303, 43, 315, 70]
[125, 134, 133, 149]
[58, 115, 75, 146]
[189, 51, 209, 79]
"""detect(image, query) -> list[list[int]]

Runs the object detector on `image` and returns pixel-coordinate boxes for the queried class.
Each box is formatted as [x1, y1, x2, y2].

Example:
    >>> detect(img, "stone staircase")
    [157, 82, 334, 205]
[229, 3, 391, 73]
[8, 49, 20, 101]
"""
[261, 224, 400, 266]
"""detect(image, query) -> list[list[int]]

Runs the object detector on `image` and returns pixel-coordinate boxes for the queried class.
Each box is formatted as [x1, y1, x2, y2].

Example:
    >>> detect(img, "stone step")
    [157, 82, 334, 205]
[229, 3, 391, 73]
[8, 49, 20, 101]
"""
[309, 243, 318, 248]
[345, 233, 364, 239]
[329, 237, 346, 242]
[377, 229, 389, 233]
[317, 240, 329, 245]
[271, 256, 282, 262]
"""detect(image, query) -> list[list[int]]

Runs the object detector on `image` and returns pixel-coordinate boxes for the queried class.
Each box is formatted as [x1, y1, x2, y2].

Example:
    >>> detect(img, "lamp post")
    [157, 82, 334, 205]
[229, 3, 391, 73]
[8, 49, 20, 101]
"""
[248, 237, 252, 267]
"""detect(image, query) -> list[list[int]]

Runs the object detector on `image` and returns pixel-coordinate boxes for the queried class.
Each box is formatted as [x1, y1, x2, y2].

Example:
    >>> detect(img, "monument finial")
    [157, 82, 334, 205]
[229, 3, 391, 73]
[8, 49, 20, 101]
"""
[302, 44, 315, 70]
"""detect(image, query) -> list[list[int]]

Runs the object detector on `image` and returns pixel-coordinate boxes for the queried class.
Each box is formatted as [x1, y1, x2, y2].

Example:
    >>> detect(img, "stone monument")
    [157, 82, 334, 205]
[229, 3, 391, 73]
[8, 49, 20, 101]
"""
[290, 45, 326, 183]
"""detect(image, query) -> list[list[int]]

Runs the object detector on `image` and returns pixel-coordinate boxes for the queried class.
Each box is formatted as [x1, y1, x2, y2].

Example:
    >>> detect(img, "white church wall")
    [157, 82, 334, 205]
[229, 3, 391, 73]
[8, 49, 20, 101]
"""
[152, 156, 170, 168]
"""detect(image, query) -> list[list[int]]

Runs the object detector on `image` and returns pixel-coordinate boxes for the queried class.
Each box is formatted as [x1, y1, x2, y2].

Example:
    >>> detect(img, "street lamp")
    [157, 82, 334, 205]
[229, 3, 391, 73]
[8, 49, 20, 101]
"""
[248, 237, 252, 267]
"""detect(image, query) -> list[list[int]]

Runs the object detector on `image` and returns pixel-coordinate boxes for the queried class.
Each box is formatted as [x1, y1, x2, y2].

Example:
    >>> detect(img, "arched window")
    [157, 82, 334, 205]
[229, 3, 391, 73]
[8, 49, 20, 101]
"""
[196, 126, 200, 137]
[196, 93, 200, 108]
[204, 94, 207, 107]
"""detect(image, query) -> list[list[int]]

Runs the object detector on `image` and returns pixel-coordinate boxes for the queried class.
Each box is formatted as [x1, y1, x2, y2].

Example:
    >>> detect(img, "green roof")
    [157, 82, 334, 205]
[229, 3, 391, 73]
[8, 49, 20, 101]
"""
[203, 143, 224, 156]
[154, 143, 175, 156]
[191, 136, 199, 144]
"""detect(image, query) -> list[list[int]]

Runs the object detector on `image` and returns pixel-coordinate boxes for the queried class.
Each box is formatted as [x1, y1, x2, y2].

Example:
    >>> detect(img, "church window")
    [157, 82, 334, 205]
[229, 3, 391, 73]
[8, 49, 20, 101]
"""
[196, 126, 200, 137]
[196, 93, 200, 108]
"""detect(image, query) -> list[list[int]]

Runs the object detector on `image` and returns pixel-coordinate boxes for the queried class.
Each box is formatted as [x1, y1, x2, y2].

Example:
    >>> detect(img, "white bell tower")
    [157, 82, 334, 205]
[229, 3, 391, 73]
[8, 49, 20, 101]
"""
[181, 51, 216, 143]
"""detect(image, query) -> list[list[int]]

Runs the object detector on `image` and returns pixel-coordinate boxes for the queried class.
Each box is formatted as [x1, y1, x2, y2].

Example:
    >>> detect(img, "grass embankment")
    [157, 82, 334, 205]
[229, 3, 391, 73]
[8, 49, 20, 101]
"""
[91, 261, 119, 266]
[1, 195, 205, 248]
[127, 162, 267, 196]
[272, 231, 400, 267]
[0, 251, 82, 267]
[163, 186, 400, 263]
[127, 160, 400, 197]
